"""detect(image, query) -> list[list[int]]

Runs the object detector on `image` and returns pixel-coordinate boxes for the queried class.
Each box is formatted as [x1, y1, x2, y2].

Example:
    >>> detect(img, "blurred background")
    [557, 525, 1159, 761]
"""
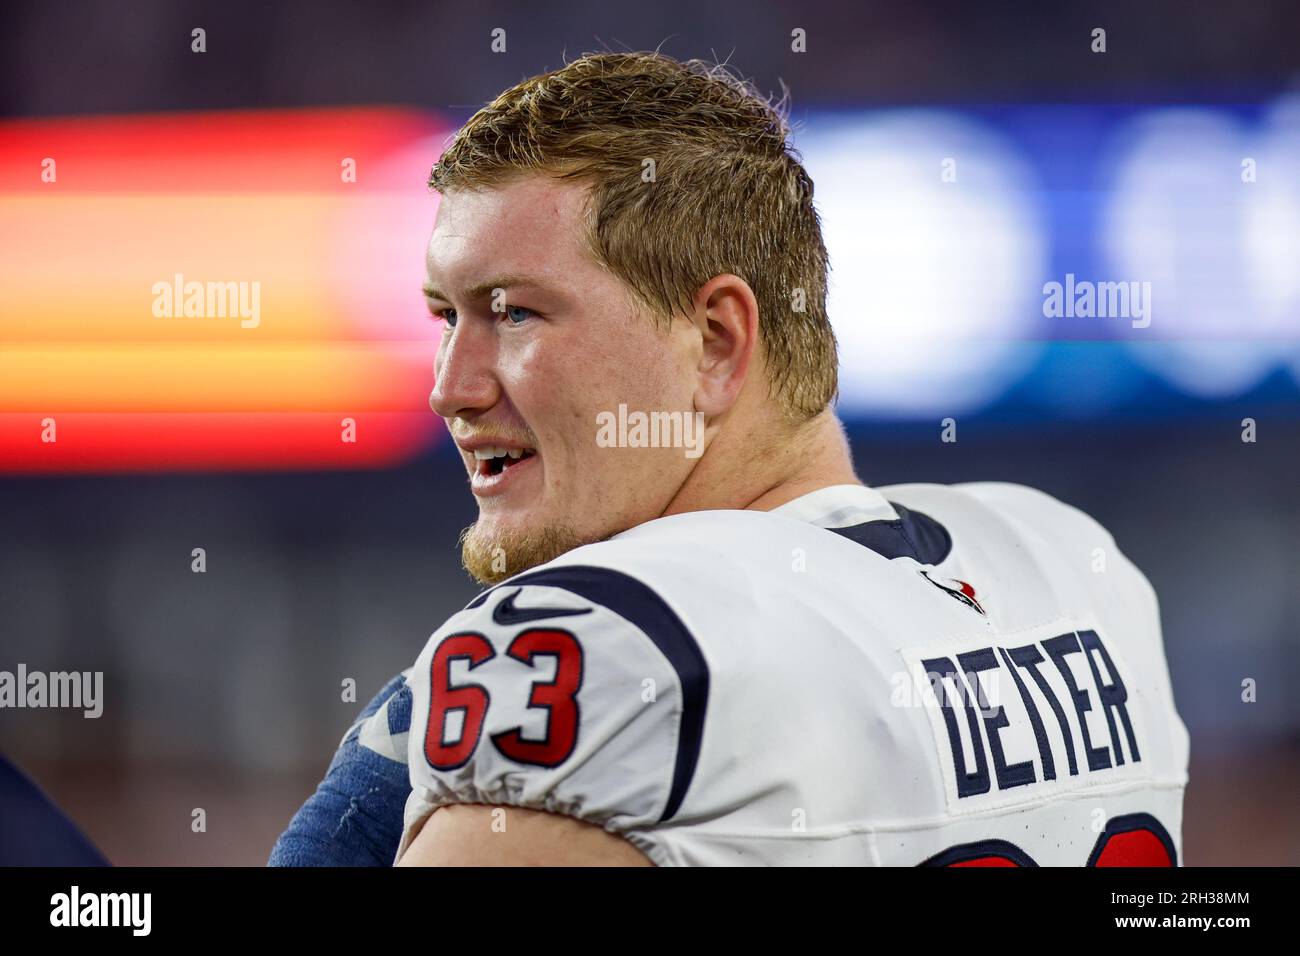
[1, 0, 1297, 865]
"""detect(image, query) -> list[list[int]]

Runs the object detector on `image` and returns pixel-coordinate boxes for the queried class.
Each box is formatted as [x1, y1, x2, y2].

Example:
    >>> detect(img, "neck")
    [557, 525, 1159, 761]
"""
[662, 408, 861, 517]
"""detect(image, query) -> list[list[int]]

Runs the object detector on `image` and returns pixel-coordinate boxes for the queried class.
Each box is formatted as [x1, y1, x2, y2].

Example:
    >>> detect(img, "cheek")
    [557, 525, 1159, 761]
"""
[493, 343, 592, 465]
[598, 336, 682, 407]
[510, 327, 685, 480]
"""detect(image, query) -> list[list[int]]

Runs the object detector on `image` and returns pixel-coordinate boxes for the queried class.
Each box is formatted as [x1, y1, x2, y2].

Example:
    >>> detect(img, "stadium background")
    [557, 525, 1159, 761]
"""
[1, 0, 1297, 864]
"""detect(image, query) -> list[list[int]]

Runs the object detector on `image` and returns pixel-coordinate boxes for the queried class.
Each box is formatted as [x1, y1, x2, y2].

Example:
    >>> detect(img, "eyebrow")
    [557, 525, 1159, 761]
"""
[421, 273, 558, 303]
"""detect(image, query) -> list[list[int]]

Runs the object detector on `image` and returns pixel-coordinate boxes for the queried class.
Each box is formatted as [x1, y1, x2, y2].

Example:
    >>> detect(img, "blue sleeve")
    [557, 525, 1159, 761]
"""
[268, 672, 413, 867]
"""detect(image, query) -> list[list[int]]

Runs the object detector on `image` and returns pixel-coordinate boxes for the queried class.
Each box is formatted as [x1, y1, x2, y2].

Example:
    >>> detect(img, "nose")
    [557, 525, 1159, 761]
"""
[429, 319, 499, 419]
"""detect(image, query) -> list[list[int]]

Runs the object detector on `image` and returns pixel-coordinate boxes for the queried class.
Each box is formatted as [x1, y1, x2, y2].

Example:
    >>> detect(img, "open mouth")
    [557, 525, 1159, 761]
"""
[473, 446, 537, 478]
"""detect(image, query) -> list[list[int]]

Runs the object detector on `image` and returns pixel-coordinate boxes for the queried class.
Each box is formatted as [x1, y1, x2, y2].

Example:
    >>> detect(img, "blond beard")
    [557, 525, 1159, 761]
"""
[459, 519, 587, 585]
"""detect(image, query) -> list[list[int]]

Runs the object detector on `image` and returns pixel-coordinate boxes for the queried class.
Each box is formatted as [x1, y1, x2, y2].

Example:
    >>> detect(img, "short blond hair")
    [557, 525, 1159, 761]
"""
[428, 51, 838, 421]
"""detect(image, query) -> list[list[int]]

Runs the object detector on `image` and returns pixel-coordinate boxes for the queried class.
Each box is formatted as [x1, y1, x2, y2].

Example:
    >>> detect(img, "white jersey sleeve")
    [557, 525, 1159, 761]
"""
[396, 564, 707, 865]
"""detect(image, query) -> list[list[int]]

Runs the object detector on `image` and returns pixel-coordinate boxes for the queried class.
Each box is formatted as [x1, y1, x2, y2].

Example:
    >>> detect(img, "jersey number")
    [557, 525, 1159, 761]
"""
[423, 629, 584, 771]
[924, 813, 1177, 867]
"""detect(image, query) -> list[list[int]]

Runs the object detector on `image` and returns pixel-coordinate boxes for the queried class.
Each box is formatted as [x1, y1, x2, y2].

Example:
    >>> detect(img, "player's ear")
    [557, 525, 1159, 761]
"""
[691, 273, 758, 418]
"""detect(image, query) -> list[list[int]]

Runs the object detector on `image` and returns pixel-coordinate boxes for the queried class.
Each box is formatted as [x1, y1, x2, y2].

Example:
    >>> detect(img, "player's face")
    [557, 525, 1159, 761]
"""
[426, 174, 700, 583]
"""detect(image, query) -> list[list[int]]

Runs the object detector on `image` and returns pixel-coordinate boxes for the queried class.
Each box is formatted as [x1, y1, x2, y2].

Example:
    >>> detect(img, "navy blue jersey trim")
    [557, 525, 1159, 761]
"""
[826, 502, 953, 565]
[919, 838, 1040, 867]
[465, 564, 708, 823]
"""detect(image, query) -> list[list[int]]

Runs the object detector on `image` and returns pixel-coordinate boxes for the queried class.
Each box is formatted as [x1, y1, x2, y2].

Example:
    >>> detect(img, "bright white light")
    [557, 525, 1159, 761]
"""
[797, 112, 1047, 416]
[1101, 107, 1298, 397]
[1246, 96, 1300, 333]
[1253, 95, 1300, 389]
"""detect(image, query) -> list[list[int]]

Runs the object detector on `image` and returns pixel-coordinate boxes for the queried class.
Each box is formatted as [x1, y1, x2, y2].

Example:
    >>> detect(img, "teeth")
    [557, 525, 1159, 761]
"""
[471, 446, 531, 461]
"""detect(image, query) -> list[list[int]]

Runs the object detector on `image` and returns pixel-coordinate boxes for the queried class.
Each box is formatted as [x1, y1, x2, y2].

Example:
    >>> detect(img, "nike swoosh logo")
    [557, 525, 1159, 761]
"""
[492, 589, 593, 626]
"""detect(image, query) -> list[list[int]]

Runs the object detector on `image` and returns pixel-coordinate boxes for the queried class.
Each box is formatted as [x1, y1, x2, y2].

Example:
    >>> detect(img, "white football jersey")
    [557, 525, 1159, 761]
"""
[398, 482, 1190, 866]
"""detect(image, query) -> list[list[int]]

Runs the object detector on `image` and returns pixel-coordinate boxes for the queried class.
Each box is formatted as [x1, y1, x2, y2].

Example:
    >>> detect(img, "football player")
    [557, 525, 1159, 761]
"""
[276, 51, 1190, 867]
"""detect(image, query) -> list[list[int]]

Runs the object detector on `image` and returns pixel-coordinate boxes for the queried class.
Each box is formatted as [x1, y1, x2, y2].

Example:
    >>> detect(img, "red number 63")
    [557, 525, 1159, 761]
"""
[423, 629, 584, 771]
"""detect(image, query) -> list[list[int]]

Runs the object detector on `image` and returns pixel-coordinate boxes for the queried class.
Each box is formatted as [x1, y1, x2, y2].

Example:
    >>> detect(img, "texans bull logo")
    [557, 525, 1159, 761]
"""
[918, 569, 986, 616]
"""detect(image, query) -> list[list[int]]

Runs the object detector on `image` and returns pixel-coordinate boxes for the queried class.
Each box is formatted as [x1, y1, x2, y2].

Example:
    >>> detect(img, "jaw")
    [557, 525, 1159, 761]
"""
[461, 503, 586, 584]
[459, 448, 653, 579]
[466, 455, 554, 546]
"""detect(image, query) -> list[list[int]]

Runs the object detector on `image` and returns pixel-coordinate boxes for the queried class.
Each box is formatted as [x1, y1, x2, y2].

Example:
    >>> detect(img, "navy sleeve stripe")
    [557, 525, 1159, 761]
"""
[827, 502, 953, 565]
[470, 563, 709, 824]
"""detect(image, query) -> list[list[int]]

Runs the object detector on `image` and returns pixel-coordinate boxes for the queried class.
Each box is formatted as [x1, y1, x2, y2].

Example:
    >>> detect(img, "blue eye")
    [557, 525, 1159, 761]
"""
[434, 308, 457, 328]
[505, 305, 535, 325]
